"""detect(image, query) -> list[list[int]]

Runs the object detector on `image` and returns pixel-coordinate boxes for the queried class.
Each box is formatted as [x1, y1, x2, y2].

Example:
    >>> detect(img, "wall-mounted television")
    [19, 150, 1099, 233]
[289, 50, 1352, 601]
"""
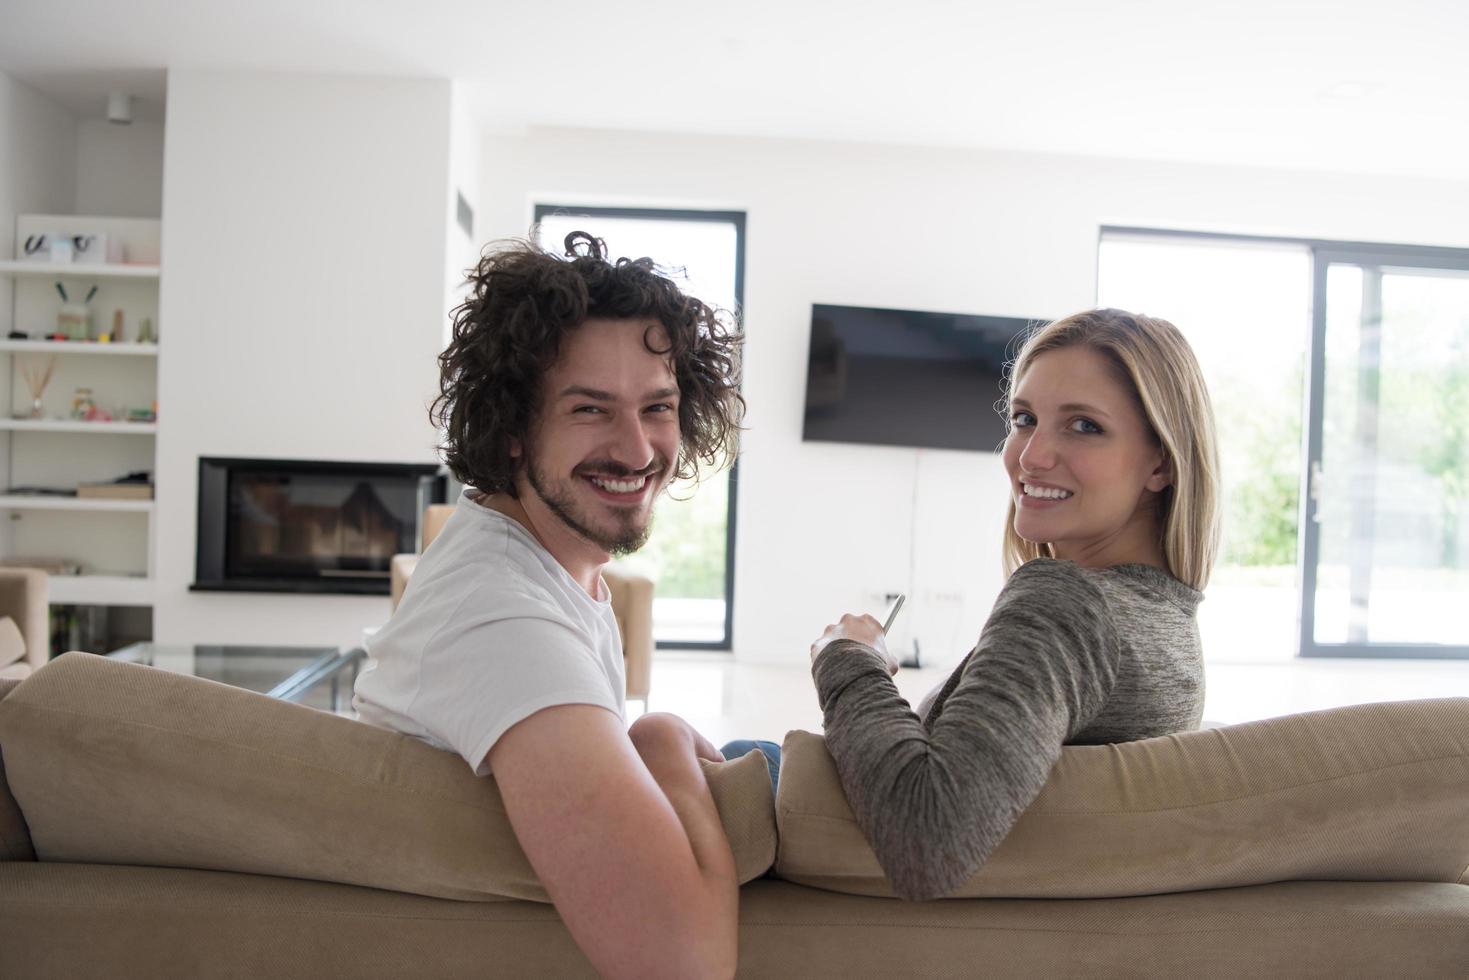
[802, 304, 1037, 453]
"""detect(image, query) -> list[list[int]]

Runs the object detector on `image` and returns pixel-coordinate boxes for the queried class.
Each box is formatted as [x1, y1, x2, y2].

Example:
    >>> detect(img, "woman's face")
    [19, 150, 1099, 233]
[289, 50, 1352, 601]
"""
[1002, 345, 1172, 568]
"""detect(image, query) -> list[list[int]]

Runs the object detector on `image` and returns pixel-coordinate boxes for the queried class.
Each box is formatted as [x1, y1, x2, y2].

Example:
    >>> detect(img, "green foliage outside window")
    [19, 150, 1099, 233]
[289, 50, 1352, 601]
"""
[618, 470, 730, 599]
[1212, 362, 1304, 569]
[1377, 306, 1469, 567]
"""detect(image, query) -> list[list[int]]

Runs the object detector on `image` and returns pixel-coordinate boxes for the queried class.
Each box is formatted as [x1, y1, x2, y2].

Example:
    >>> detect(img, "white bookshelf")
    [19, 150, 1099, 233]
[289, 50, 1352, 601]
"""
[0, 494, 154, 513]
[1, 215, 162, 612]
[47, 574, 154, 607]
[0, 340, 158, 357]
[0, 419, 157, 435]
[0, 260, 160, 280]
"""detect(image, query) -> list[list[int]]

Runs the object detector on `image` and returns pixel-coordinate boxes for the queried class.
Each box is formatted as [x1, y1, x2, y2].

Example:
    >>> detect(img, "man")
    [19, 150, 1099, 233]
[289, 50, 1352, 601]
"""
[354, 231, 745, 979]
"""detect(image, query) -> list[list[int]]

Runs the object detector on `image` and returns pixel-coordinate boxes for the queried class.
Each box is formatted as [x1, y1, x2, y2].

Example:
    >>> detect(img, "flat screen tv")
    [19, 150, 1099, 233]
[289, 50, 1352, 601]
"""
[802, 304, 1037, 452]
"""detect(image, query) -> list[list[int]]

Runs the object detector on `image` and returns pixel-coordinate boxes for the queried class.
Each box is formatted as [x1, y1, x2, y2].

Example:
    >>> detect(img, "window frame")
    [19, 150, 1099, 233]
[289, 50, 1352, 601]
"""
[1100, 225, 1469, 659]
[533, 204, 746, 651]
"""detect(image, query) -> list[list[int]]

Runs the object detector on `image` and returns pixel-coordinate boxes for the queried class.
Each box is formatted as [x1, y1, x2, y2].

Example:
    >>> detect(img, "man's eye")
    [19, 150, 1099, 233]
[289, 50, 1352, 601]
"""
[573, 405, 605, 415]
[646, 403, 676, 414]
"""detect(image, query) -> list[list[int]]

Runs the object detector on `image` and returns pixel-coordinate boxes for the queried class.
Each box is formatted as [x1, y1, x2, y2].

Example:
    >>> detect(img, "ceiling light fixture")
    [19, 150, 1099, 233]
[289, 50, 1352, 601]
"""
[1319, 81, 1384, 102]
[106, 92, 133, 125]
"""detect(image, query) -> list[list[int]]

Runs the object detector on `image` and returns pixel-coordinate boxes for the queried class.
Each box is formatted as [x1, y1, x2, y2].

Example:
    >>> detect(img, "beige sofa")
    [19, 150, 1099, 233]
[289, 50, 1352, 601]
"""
[2, 652, 1468, 978]
[391, 504, 655, 699]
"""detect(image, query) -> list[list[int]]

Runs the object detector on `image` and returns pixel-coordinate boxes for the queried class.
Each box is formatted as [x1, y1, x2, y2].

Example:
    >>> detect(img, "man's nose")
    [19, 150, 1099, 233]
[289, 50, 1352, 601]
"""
[608, 412, 656, 470]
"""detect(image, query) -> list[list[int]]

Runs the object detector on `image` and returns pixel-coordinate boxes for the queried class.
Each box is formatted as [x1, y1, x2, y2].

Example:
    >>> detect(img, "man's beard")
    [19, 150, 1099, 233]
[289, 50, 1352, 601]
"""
[525, 455, 665, 557]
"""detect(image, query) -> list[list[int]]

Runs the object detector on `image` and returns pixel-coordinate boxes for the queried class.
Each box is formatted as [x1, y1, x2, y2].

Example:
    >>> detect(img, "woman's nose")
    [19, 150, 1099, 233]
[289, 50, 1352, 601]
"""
[1018, 428, 1057, 471]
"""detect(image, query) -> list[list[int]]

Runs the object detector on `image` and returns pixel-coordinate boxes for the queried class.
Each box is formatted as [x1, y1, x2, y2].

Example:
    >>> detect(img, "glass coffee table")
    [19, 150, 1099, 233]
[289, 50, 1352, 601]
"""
[106, 643, 365, 714]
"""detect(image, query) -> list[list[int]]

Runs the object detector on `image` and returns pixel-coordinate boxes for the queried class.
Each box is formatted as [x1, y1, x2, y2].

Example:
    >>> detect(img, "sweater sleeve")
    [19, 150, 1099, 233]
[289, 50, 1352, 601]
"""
[811, 559, 1122, 900]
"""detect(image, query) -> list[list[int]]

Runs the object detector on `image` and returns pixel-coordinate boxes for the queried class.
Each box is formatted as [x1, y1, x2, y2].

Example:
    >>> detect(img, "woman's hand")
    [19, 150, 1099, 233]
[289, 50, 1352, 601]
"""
[810, 613, 899, 675]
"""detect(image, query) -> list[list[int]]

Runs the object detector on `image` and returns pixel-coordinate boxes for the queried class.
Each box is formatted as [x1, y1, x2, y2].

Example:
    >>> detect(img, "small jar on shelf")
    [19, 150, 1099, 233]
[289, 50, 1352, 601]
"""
[71, 387, 96, 420]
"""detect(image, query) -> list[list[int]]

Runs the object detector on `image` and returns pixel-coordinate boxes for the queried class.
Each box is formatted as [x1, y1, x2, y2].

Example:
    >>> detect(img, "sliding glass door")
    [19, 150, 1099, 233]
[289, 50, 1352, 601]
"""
[1302, 248, 1469, 657]
[1098, 233, 1311, 662]
[1101, 230, 1469, 660]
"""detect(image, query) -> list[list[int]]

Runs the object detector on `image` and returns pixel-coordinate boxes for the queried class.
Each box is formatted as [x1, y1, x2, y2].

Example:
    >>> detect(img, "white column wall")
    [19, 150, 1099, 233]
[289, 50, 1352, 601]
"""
[0, 71, 77, 257]
[75, 117, 165, 218]
[153, 69, 452, 648]
[477, 127, 1469, 664]
[0, 71, 77, 561]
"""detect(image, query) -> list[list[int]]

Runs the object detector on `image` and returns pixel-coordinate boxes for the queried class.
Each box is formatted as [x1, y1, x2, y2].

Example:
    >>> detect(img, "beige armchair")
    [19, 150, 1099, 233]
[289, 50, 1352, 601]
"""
[0, 569, 48, 682]
[389, 505, 654, 699]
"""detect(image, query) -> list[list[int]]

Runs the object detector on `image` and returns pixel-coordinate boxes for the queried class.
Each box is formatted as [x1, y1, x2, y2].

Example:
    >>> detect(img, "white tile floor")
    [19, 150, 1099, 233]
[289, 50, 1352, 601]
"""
[638, 651, 1469, 745]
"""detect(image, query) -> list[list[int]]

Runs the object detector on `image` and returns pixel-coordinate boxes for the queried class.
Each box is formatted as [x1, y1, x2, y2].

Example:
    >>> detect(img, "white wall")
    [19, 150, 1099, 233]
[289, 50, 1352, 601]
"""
[444, 82, 482, 339]
[477, 126, 1469, 665]
[154, 69, 453, 648]
[0, 71, 77, 557]
[0, 72, 78, 255]
[75, 116, 165, 218]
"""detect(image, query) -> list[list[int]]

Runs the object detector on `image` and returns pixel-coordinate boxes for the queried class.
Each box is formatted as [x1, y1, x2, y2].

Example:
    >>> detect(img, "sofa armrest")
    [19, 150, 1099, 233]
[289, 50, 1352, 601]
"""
[604, 564, 654, 700]
[0, 570, 48, 674]
[389, 555, 418, 612]
[422, 505, 454, 549]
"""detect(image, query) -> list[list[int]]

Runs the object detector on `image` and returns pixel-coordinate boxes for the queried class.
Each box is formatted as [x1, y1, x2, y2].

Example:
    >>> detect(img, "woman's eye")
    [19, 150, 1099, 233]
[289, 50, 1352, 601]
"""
[1071, 418, 1103, 434]
[1009, 411, 1035, 429]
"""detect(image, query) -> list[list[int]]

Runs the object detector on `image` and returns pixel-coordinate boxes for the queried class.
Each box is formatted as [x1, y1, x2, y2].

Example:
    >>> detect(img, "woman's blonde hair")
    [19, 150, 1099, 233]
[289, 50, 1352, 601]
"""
[1000, 308, 1221, 590]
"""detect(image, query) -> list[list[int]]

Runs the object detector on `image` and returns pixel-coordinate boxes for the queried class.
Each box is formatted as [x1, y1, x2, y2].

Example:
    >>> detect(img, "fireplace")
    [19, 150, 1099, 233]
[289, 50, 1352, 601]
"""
[193, 457, 445, 595]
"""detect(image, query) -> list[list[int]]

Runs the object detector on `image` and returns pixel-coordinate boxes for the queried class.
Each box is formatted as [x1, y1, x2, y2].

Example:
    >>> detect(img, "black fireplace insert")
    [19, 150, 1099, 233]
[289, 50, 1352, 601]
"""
[193, 457, 446, 595]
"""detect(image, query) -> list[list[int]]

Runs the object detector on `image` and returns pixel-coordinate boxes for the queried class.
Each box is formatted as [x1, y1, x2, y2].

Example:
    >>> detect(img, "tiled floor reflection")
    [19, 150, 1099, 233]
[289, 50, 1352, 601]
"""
[638, 652, 1469, 741]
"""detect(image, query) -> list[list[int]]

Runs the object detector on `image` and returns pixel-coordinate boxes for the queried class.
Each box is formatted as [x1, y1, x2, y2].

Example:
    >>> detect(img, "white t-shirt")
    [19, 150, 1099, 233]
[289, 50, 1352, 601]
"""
[353, 490, 626, 776]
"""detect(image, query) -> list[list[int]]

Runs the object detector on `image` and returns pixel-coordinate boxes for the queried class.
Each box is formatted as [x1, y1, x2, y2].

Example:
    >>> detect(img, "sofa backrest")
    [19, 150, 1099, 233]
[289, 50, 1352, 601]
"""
[0, 677, 35, 861]
[9, 650, 1469, 903]
[0, 653, 776, 901]
[776, 699, 1469, 898]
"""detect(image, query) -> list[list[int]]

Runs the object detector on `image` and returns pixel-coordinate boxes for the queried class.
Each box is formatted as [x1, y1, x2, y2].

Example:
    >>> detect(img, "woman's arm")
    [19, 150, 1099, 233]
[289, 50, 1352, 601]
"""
[812, 560, 1121, 900]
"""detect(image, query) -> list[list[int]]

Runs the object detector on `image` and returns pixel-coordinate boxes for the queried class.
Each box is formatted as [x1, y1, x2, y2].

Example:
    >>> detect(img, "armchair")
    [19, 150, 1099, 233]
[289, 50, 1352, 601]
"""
[389, 505, 654, 699]
[0, 570, 47, 683]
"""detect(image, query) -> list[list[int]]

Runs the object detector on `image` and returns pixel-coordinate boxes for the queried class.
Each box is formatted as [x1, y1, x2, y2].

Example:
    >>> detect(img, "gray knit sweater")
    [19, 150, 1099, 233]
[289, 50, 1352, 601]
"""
[812, 558, 1204, 900]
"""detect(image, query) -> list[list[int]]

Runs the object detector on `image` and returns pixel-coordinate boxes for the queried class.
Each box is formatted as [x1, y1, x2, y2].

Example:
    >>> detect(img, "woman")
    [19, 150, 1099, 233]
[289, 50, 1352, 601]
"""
[810, 308, 1220, 901]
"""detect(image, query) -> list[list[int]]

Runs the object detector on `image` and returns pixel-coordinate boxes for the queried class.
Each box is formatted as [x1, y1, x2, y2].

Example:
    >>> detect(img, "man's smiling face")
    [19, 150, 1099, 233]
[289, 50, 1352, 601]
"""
[514, 317, 681, 557]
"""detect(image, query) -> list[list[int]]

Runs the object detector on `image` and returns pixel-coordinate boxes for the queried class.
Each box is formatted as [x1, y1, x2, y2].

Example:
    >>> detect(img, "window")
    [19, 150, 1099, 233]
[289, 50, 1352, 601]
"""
[534, 206, 745, 649]
[1100, 229, 1469, 659]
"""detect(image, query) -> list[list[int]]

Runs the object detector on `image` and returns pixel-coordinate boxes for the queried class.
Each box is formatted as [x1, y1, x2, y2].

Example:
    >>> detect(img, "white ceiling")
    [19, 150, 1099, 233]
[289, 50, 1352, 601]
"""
[3, 0, 1467, 180]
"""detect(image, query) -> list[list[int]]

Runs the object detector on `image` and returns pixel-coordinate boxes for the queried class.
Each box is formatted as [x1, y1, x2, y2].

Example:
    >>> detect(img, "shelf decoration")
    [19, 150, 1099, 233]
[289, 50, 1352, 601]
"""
[20, 354, 58, 419]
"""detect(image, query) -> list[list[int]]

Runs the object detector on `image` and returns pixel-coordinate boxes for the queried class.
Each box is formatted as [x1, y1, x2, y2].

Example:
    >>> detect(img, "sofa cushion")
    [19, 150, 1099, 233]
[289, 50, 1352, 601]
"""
[0, 677, 35, 861]
[0, 618, 24, 671]
[3, 867, 1467, 979]
[0, 653, 775, 901]
[776, 698, 1469, 898]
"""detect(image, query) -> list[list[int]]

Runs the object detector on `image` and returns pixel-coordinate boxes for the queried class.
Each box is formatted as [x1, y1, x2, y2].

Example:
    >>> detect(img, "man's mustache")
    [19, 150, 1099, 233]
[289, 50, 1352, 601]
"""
[573, 458, 668, 479]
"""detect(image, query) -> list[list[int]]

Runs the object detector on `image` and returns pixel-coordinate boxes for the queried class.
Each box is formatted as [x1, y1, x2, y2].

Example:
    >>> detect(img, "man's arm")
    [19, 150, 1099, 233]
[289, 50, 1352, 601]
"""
[487, 704, 738, 980]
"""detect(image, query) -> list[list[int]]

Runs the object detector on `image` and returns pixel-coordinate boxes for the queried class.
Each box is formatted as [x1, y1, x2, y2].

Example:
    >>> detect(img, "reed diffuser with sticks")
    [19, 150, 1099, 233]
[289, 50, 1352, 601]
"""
[20, 355, 58, 419]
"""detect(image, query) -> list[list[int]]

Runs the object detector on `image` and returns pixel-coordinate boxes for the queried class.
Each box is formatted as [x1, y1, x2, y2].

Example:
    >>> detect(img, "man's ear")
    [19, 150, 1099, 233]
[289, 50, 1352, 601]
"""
[1145, 453, 1173, 494]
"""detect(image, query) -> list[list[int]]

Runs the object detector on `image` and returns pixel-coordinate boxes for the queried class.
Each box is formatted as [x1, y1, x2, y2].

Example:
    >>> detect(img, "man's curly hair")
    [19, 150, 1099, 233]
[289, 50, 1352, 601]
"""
[431, 231, 745, 496]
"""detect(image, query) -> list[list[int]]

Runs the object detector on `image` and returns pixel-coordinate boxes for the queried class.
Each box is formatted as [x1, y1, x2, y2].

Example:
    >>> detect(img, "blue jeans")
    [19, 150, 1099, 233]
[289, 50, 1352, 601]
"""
[719, 739, 781, 791]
